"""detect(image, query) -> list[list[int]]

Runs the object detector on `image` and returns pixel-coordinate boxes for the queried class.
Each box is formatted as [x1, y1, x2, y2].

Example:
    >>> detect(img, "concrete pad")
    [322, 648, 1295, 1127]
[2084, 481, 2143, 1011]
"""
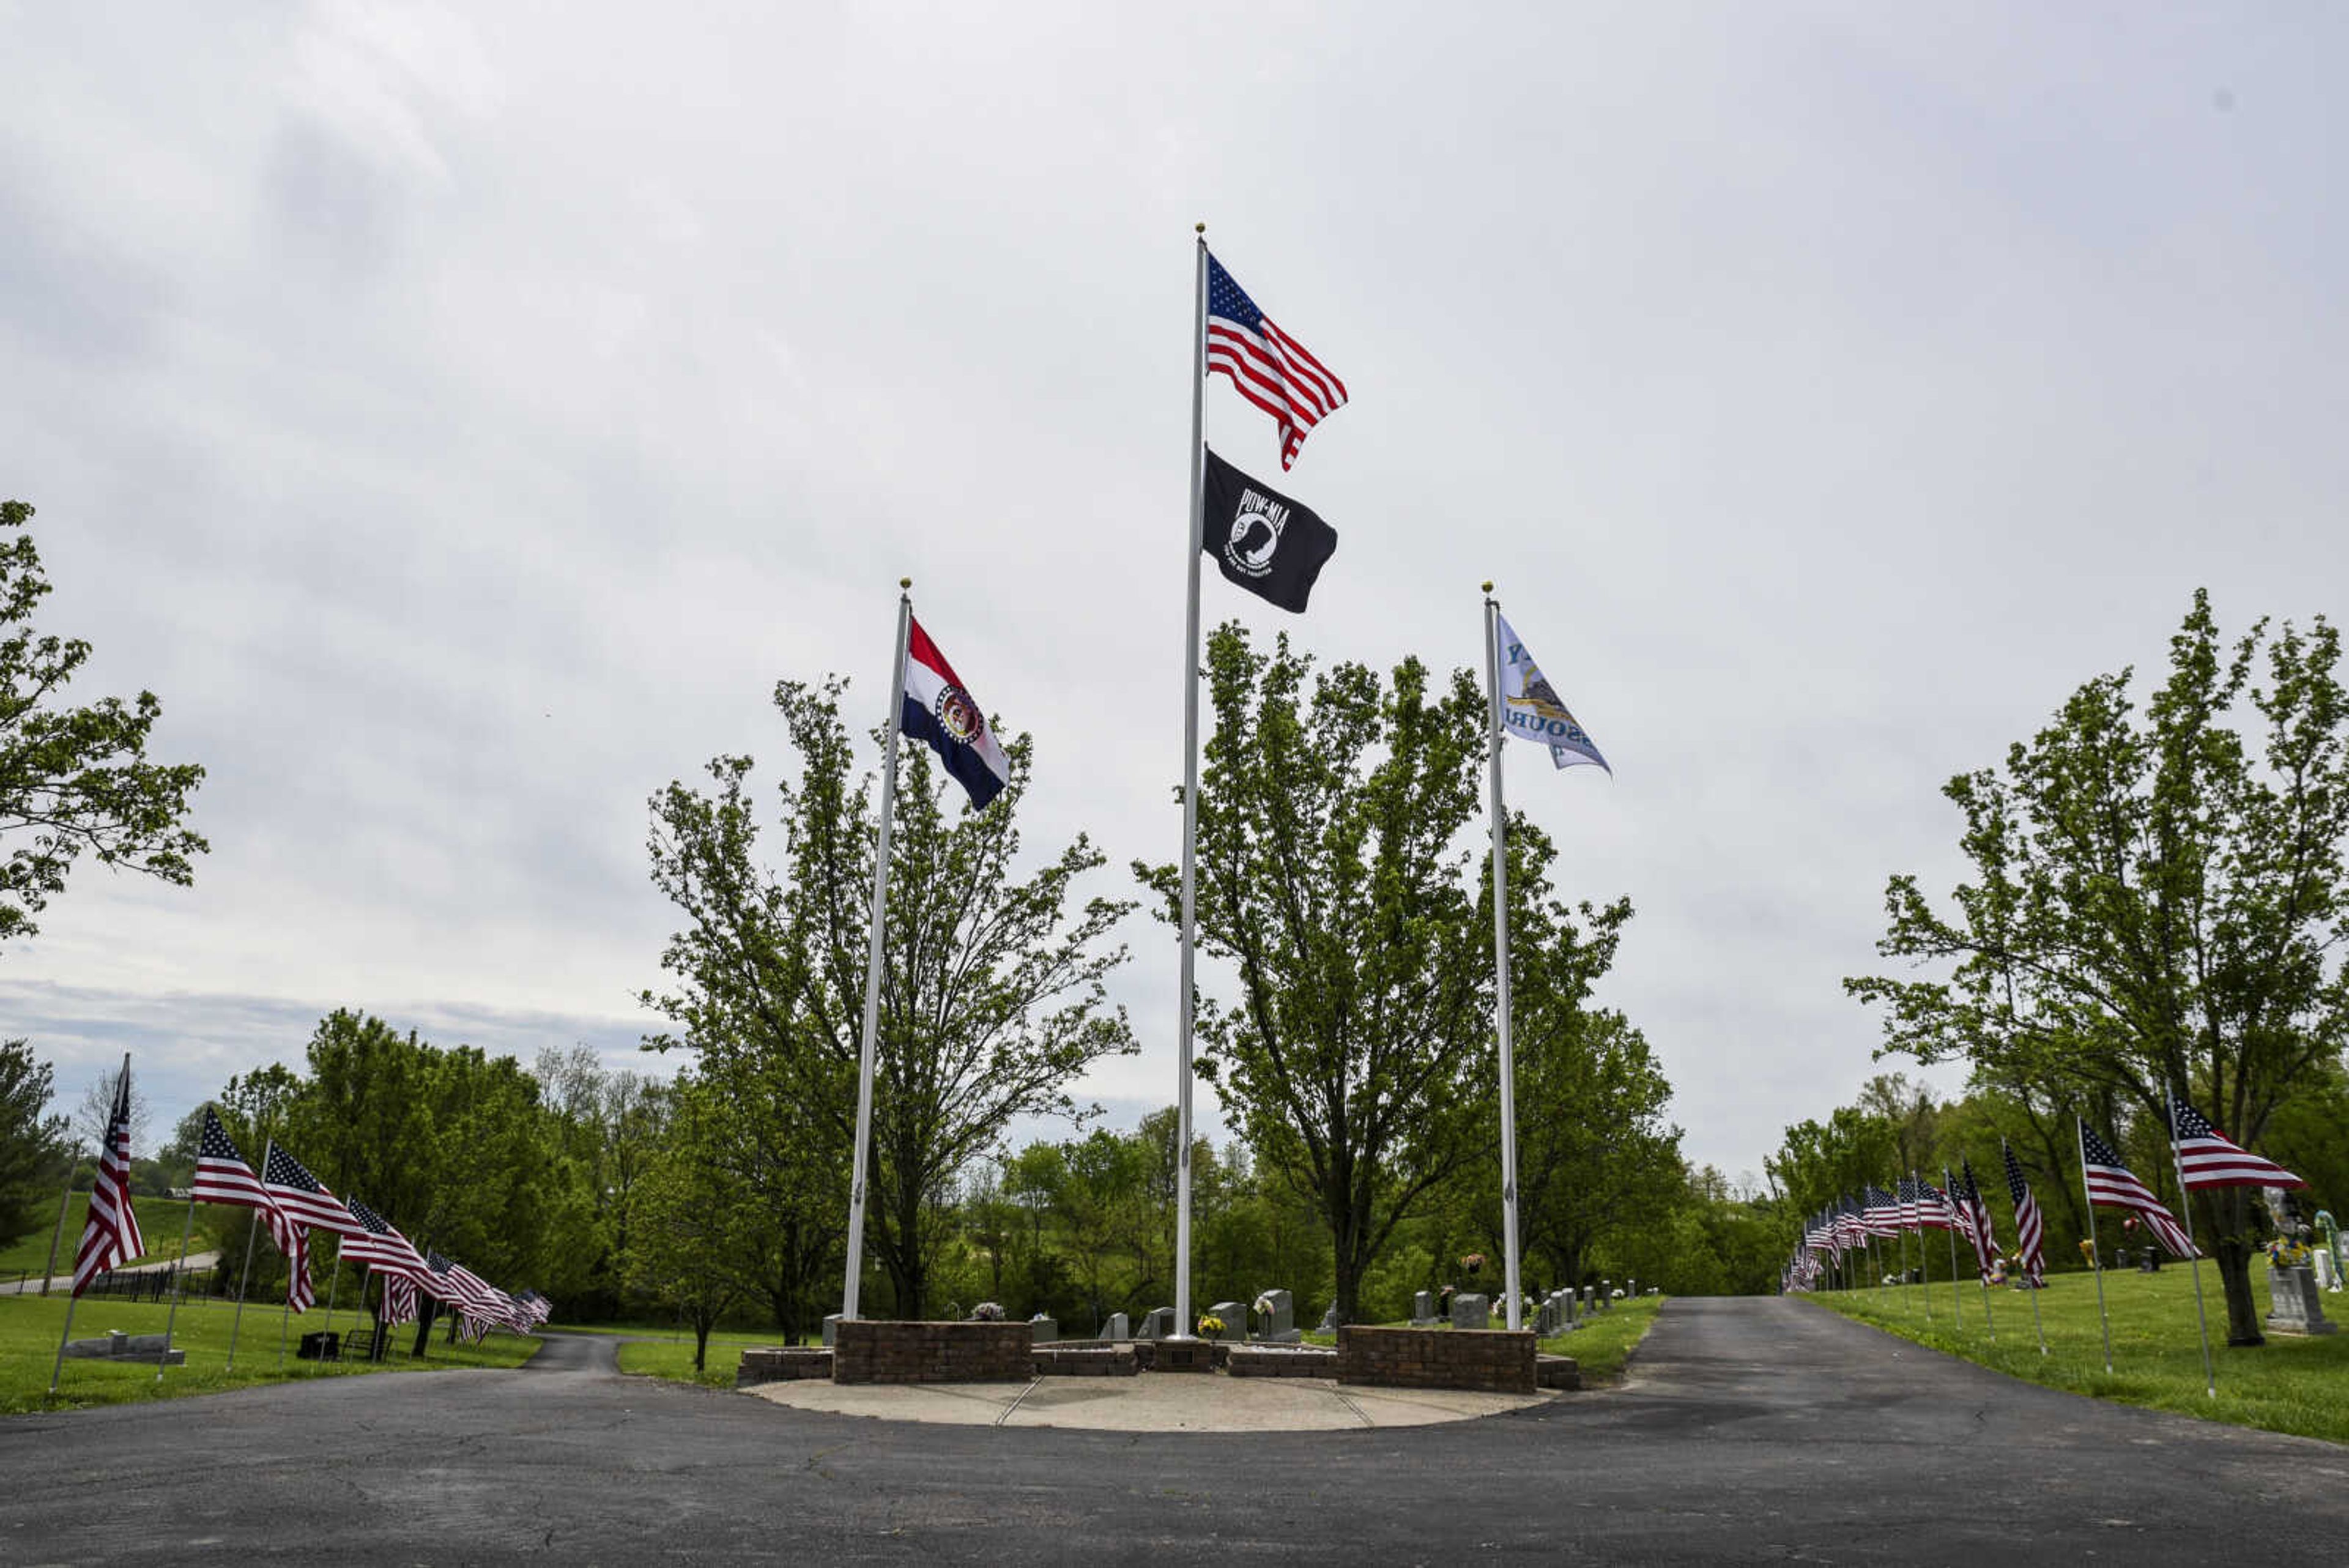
[746, 1375, 1552, 1432]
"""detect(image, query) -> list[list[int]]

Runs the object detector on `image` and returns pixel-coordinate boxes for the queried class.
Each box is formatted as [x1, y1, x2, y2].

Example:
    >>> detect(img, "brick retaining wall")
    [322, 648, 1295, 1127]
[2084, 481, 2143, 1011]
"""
[737, 1347, 833, 1386]
[831, 1321, 1034, 1384]
[1337, 1326, 1537, 1394]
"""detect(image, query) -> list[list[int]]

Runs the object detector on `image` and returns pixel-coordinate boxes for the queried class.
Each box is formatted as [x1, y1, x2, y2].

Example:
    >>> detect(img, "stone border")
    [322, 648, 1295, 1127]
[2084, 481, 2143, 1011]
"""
[1228, 1345, 1339, 1378]
[831, 1321, 1034, 1384]
[1337, 1326, 1537, 1394]
[737, 1347, 834, 1386]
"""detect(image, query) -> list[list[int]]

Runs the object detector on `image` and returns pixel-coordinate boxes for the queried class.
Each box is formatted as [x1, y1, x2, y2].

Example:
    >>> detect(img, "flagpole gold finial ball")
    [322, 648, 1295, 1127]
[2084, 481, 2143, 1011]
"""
[1195, 221, 1206, 234]
[899, 577, 911, 590]
[1482, 581, 1494, 594]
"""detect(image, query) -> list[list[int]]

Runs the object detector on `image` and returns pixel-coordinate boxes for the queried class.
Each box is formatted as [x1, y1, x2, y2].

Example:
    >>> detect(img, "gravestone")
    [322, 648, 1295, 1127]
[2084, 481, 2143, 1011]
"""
[1207, 1301, 1245, 1342]
[2316, 1250, 2338, 1292]
[1256, 1288, 1302, 1343]
[62, 1330, 184, 1366]
[1138, 1306, 1176, 1341]
[1411, 1290, 1439, 1327]
[1450, 1291, 1491, 1330]
[1028, 1313, 1059, 1344]
[1318, 1304, 1341, 1335]
[1537, 1296, 1558, 1335]
[1100, 1310, 1130, 1341]
[822, 1313, 844, 1347]
[2266, 1267, 2339, 1336]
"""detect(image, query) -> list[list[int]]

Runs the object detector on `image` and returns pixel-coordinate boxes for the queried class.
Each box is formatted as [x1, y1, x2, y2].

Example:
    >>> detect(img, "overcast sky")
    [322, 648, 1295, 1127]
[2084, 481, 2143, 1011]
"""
[4, 2, 2343, 1184]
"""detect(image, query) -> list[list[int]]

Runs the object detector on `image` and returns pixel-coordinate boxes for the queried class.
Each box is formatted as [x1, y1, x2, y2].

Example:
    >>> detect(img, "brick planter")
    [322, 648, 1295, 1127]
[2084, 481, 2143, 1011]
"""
[1227, 1345, 1339, 1378]
[736, 1347, 834, 1386]
[1337, 1326, 1537, 1394]
[1034, 1345, 1138, 1377]
[831, 1321, 1033, 1384]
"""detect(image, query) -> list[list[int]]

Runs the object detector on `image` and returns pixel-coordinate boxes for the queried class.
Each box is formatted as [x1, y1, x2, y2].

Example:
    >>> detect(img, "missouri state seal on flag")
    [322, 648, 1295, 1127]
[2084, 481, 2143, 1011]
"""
[902, 617, 1012, 809]
[1495, 612, 1610, 773]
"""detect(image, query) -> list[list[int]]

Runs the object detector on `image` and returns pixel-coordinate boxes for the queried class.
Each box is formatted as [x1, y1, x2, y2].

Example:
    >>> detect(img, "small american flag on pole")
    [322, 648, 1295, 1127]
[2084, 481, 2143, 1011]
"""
[2080, 1121, 2199, 1258]
[1958, 1159, 2000, 1275]
[262, 1144, 366, 1239]
[379, 1271, 419, 1325]
[71, 1060, 145, 1295]
[1204, 251, 1348, 470]
[2002, 1140, 2046, 1285]
[2169, 1096, 2306, 1192]
[343, 1198, 429, 1280]
[191, 1110, 311, 1308]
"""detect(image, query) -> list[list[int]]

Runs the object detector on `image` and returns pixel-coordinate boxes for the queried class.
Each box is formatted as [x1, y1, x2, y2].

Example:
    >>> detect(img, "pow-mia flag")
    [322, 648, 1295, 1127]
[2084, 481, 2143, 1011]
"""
[1201, 447, 1338, 614]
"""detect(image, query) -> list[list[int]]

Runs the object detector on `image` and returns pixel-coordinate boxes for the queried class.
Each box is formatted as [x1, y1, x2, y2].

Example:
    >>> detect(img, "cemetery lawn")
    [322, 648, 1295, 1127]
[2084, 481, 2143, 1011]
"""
[0, 1292, 540, 1415]
[0, 1195, 197, 1277]
[1808, 1268, 2349, 1446]
[1540, 1295, 1665, 1385]
[617, 1331, 781, 1388]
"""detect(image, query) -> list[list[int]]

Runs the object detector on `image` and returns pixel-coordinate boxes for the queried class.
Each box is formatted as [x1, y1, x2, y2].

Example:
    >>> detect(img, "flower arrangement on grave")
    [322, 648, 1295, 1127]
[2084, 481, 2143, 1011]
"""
[1253, 1293, 1275, 1319]
[969, 1301, 1004, 1321]
[1459, 1252, 1486, 1276]
[1198, 1315, 1225, 1337]
[2268, 1237, 2314, 1269]
[1438, 1284, 1457, 1311]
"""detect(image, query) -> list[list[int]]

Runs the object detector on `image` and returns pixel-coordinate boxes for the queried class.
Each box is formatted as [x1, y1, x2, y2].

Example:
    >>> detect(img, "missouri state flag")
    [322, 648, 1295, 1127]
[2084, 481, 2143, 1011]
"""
[904, 617, 1011, 809]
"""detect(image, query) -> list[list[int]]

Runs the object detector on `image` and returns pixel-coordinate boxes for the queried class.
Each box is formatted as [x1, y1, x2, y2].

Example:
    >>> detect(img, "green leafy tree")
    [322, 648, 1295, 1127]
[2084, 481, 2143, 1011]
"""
[1138, 625, 1502, 1324]
[1849, 593, 2349, 1343]
[625, 1074, 749, 1371]
[0, 499, 206, 942]
[644, 675, 1137, 1318]
[0, 1038, 65, 1247]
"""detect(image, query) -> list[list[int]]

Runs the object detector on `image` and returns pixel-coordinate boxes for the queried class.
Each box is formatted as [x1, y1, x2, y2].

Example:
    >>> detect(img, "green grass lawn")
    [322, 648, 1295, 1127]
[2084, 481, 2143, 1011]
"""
[616, 1331, 781, 1389]
[1538, 1295, 1664, 1384]
[1807, 1265, 2349, 1444]
[0, 1195, 199, 1277]
[0, 1291, 540, 1414]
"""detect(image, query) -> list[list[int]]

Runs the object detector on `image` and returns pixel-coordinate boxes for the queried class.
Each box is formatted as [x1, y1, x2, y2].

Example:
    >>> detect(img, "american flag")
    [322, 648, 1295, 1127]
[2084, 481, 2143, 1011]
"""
[1204, 251, 1348, 470]
[1909, 1174, 1954, 1230]
[1802, 1210, 1831, 1253]
[514, 1289, 554, 1327]
[1860, 1185, 1903, 1239]
[262, 1143, 366, 1239]
[190, 1110, 310, 1309]
[1956, 1159, 2000, 1275]
[1895, 1176, 1920, 1230]
[378, 1270, 419, 1325]
[2002, 1140, 2046, 1285]
[71, 1060, 145, 1295]
[2169, 1096, 2306, 1192]
[2079, 1121, 2199, 1258]
[343, 1198, 429, 1280]
[424, 1251, 507, 1325]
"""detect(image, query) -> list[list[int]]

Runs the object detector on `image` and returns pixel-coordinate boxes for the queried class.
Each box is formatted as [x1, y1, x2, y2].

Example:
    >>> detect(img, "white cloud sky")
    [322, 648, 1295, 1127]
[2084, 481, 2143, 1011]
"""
[4, 2, 2343, 1183]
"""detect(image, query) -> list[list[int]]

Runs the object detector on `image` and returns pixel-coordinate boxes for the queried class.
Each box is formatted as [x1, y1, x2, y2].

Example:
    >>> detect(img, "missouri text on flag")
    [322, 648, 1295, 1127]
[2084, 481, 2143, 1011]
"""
[72, 1063, 145, 1295]
[1495, 613, 1611, 773]
[262, 1143, 366, 1239]
[902, 617, 1011, 810]
[2079, 1123, 2199, 1258]
[1204, 251, 1347, 471]
[2169, 1096, 2306, 1191]
[1200, 447, 1339, 614]
[2002, 1142, 2046, 1285]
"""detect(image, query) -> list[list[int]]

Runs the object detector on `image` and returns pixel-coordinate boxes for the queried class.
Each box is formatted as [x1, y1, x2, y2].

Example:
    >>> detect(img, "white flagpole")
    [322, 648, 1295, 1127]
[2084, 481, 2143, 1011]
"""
[1943, 1167, 1964, 1328]
[1482, 584, 1524, 1332]
[2077, 1120, 2113, 1373]
[2167, 1086, 2217, 1397]
[1173, 222, 1208, 1340]
[36, 1143, 76, 1297]
[157, 1194, 197, 1380]
[842, 580, 913, 1323]
[1916, 1171, 1932, 1323]
[226, 1135, 270, 1374]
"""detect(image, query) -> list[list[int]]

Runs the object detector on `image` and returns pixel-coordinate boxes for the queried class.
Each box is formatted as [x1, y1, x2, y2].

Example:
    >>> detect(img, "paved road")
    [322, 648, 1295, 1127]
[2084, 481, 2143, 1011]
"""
[6, 1298, 2347, 1564]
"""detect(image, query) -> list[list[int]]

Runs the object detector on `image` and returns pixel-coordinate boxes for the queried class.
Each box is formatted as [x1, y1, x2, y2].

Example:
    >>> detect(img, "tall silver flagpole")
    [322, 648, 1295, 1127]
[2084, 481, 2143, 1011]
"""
[1173, 222, 1208, 1340]
[2167, 1085, 2217, 1397]
[2076, 1121, 2112, 1372]
[1482, 584, 1524, 1332]
[1915, 1171, 1932, 1323]
[226, 1136, 270, 1374]
[1943, 1167, 1964, 1327]
[157, 1194, 197, 1380]
[842, 580, 915, 1323]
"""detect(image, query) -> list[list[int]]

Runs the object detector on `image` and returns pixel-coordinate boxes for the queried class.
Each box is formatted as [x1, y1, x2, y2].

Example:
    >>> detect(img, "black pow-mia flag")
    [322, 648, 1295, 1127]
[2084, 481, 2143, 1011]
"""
[1201, 446, 1338, 614]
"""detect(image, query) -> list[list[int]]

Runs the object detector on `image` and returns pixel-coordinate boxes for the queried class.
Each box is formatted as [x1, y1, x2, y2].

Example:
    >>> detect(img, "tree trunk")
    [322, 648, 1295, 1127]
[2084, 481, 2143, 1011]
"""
[410, 1297, 436, 1358]
[693, 1316, 713, 1372]
[2206, 1187, 2265, 1347]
